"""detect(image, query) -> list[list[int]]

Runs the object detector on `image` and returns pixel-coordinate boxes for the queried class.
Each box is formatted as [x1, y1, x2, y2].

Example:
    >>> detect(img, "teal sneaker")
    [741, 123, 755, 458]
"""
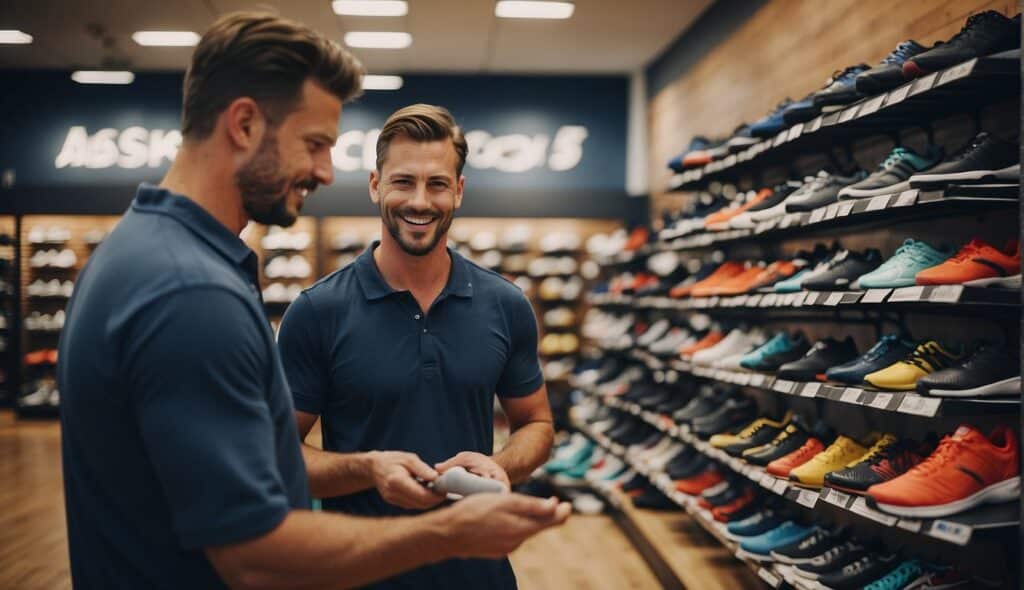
[853, 239, 952, 289]
[544, 437, 594, 474]
[739, 331, 809, 371]
[773, 267, 813, 293]
[863, 559, 924, 590]
[553, 448, 600, 483]
[839, 145, 944, 199]
[736, 521, 815, 561]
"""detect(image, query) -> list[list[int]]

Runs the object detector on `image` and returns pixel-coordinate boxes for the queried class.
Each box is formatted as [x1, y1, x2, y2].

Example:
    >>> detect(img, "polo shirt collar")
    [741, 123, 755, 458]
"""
[131, 183, 256, 270]
[355, 241, 475, 301]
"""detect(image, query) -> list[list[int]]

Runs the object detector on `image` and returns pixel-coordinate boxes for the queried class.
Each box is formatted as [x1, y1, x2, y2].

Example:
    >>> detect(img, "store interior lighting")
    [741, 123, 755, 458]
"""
[332, 1, 408, 17]
[343, 31, 412, 49]
[70, 70, 135, 85]
[131, 31, 201, 47]
[0, 30, 33, 44]
[495, 1, 575, 19]
[362, 74, 404, 90]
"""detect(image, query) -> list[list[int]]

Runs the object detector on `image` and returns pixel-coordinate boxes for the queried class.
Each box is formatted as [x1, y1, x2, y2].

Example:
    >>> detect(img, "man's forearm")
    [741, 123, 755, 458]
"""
[493, 420, 554, 484]
[209, 509, 450, 590]
[301, 445, 375, 498]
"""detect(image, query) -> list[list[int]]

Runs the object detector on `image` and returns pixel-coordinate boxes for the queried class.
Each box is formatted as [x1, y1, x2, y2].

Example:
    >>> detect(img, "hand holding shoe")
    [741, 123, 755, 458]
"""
[368, 451, 445, 510]
[440, 494, 571, 559]
[436, 451, 511, 488]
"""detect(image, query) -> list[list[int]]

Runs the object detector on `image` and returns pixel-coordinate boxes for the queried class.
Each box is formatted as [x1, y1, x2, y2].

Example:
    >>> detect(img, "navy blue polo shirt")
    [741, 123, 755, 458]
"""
[58, 184, 310, 590]
[277, 242, 544, 590]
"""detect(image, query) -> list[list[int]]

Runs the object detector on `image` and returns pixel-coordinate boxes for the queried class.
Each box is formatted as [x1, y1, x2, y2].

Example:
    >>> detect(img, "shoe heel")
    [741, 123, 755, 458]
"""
[989, 476, 1021, 504]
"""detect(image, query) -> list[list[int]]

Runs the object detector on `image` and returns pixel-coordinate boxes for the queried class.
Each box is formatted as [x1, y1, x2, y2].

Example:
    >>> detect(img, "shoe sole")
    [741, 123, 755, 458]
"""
[909, 164, 1020, 189]
[870, 475, 1021, 518]
[924, 376, 1021, 398]
[960, 274, 1022, 288]
[734, 548, 776, 562]
[821, 482, 869, 496]
[838, 179, 912, 199]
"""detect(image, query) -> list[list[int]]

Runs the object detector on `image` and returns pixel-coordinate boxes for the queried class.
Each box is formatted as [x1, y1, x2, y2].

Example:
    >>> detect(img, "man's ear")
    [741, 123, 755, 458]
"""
[453, 175, 465, 210]
[369, 169, 381, 204]
[222, 97, 266, 153]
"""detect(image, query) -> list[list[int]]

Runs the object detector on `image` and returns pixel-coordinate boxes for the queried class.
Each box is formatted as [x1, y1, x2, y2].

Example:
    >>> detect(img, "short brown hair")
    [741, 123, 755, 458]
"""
[376, 104, 469, 177]
[182, 11, 365, 139]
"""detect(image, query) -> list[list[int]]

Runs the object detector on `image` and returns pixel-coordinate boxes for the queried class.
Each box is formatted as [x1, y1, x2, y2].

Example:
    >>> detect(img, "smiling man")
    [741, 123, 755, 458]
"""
[58, 14, 567, 590]
[277, 104, 555, 590]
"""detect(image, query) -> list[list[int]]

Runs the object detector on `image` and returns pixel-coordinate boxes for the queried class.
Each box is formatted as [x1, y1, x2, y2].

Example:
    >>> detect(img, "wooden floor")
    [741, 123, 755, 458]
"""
[0, 412, 660, 590]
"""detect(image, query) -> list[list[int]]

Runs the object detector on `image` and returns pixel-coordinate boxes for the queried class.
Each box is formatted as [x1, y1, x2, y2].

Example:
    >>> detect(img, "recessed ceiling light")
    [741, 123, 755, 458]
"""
[0, 30, 33, 44]
[362, 75, 404, 90]
[132, 31, 200, 47]
[333, 1, 408, 17]
[344, 31, 412, 49]
[495, 1, 574, 19]
[71, 71, 135, 85]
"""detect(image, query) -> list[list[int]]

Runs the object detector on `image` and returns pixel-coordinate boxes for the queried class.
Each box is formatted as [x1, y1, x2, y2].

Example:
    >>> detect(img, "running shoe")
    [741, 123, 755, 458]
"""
[864, 340, 965, 391]
[915, 238, 1021, 288]
[749, 99, 795, 138]
[737, 521, 816, 562]
[811, 63, 871, 109]
[714, 412, 793, 457]
[817, 553, 900, 590]
[744, 417, 830, 467]
[826, 333, 916, 386]
[682, 262, 745, 298]
[916, 343, 1021, 398]
[853, 239, 952, 289]
[667, 136, 715, 172]
[726, 508, 786, 540]
[838, 146, 944, 199]
[740, 331, 810, 372]
[867, 425, 1020, 518]
[801, 249, 883, 291]
[824, 434, 927, 495]
[776, 336, 859, 382]
[863, 559, 925, 590]
[855, 40, 928, 94]
[909, 132, 1020, 190]
[903, 11, 1021, 79]
[679, 330, 725, 359]
[767, 436, 826, 478]
[784, 169, 868, 212]
[789, 434, 872, 488]
[675, 466, 726, 496]
[791, 539, 870, 581]
[770, 526, 846, 565]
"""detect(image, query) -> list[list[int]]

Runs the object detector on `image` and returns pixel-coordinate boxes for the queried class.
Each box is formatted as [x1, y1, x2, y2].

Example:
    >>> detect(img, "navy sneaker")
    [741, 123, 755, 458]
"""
[781, 92, 822, 125]
[811, 64, 871, 110]
[725, 508, 785, 540]
[800, 248, 883, 291]
[726, 123, 761, 152]
[826, 333, 916, 385]
[749, 99, 794, 138]
[770, 526, 847, 565]
[903, 11, 1021, 78]
[668, 136, 715, 173]
[855, 40, 928, 94]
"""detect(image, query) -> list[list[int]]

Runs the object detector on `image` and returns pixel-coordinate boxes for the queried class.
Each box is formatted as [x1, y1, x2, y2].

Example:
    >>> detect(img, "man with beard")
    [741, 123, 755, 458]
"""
[58, 13, 568, 590]
[276, 104, 555, 590]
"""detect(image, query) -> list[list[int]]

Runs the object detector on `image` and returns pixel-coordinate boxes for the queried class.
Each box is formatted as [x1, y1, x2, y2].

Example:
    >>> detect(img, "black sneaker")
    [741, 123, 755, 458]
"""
[855, 40, 928, 94]
[817, 553, 900, 590]
[916, 342, 1022, 397]
[691, 396, 757, 439]
[838, 145, 944, 199]
[701, 479, 749, 507]
[824, 435, 927, 495]
[723, 413, 792, 457]
[673, 386, 730, 424]
[801, 249, 883, 291]
[811, 64, 871, 109]
[770, 526, 846, 565]
[667, 453, 712, 481]
[632, 485, 677, 510]
[776, 337, 859, 382]
[909, 133, 1020, 190]
[903, 11, 1021, 78]
[784, 170, 868, 212]
[791, 540, 871, 580]
[743, 422, 812, 466]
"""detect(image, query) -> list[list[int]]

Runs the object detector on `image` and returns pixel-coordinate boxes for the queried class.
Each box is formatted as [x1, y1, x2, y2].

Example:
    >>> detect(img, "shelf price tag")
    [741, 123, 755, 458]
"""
[773, 132, 788, 147]
[929, 285, 963, 304]
[894, 190, 918, 207]
[824, 204, 840, 220]
[824, 488, 852, 507]
[800, 382, 821, 398]
[807, 116, 824, 133]
[866, 194, 891, 211]
[885, 84, 912, 105]
[889, 286, 926, 302]
[869, 393, 894, 410]
[809, 208, 827, 224]
[839, 106, 860, 123]
[861, 289, 890, 304]
[910, 72, 939, 96]
[773, 479, 789, 495]
[796, 489, 819, 508]
[896, 519, 923, 533]
[787, 124, 804, 141]
[837, 202, 856, 217]
[746, 294, 762, 307]
[750, 374, 767, 388]
[939, 60, 976, 85]
[773, 380, 795, 394]
[758, 568, 782, 588]
[858, 94, 886, 117]
[761, 294, 778, 306]
[898, 395, 941, 417]
[850, 497, 898, 525]
[840, 388, 863, 404]
[793, 292, 808, 307]
[929, 520, 972, 546]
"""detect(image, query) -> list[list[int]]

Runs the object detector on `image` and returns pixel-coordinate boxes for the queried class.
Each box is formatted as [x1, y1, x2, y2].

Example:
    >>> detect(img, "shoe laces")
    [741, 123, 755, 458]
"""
[882, 41, 919, 65]
[738, 419, 768, 438]
[903, 341, 957, 372]
[889, 239, 941, 267]
[879, 147, 912, 170]
[821, 437, 857, 462]
[906, 435, 963, 477]
[949, 239, 986, 263]
[856, 434, 898, 465]
[947, 133, 991, 162]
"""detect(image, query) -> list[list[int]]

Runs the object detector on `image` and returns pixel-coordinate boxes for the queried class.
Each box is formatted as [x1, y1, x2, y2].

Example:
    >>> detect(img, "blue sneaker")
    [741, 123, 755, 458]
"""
[739, 331, 810, 372]
[825, 333, 916, 385]
[773, 267, 813, 293]
[544, 437, 595, 474]
[838, 145, 944, 199]
[738, 521, 815, 561]
[749, 98, 794, 138]
[726, 123, 760, 152]
[863, 559, 924, 590]
[726, 509, 785, 541]
[853, 239, 952, 289]
[781, 93, 820, 125]
[668, 136, 714, 173]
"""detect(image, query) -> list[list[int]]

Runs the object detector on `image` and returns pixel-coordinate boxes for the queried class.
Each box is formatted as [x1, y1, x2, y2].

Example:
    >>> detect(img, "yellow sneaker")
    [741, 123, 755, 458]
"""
[864, 341, 964, 391]
[788, 435, 870, 488]
[709, 411, 792, 449]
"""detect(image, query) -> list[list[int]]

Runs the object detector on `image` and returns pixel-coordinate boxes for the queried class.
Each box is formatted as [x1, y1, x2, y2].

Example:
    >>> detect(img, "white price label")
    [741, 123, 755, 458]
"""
[801, 382, 821, 398]
[896, 519, 923, 533]
[869, 393, 894, 409]
[840, 388, 863, 404]
[746, 294, 762, 307]
[793, 292, 808, 307]
[910, 72, 939, 95]
[824, 292, 843, 306]
[825, 488, 852, 507]
[939, 60, 975, 85]
[773, 133, 788, 147]
[796, 489, 819, 508]
[861, 288, 890, 303]
[750, 374, 767, 388]
[890, 286, 926, 302]
[809, 208, 826, 224]
[761, 294, 778, 306]
[850, 497, 898, 525]
[886, 84, 912, 105]
[839, 106, 860, 122]
[858, 95, 886, 116]
[773, 479, 790, 495]
[774, 380, 795, 394]
[758, 568, 781, 588]
[824, 204, 840, 220]
[787, 124, 804, 141]
[929, 285, 964, 303]
[894, 190, 918, 207]
[837, 202, 856, 217]
[898, 395, 941, 417]
[929, 520, 973, 546]
[866, 195, 891, 211]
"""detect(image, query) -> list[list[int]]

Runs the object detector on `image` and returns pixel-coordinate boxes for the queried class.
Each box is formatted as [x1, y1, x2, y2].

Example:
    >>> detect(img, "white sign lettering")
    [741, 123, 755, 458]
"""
[54, 125, 589, 174]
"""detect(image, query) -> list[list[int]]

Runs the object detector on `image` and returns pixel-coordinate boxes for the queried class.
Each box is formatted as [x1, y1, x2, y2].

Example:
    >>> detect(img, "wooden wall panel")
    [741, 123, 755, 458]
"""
[648, 0, 1017, 208]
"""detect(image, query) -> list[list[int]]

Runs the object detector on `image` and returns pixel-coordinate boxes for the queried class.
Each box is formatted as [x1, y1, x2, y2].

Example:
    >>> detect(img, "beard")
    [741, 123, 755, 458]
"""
[236, 132, 315, 227]
[381, 201, 453, 257]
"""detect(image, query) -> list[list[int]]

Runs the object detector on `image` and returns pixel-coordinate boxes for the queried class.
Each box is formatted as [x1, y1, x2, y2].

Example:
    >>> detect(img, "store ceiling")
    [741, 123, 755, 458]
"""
[0, 0, 714, 74]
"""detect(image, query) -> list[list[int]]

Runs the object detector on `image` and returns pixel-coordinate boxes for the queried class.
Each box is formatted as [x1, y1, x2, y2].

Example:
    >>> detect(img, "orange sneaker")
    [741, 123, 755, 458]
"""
[745, 260, 800, 292]
[915, 238, 1021, 288]
[680, 330, 725, 359]
[683, 261, 745, 298]
[675, 467, 725, 496]
[766, 437, 825, 478]
[712, 487, 758, 522]
[866, 425, 1020, 518]
[704, 189, 772, 231]
[624, 227, 650, 251]
[711, 263, 769, 296]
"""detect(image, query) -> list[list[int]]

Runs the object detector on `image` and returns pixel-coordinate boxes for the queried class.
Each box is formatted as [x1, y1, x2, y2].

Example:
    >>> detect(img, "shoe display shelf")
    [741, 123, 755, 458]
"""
[16, 216, 119, 418]
[657, 186, 1018, 252]
[581, 384, 1020, 550]
[572, 417, 791, 589]
[242, 217, 320, 325]
[668, 50, 1020, 191]
[0, 219, 15, 407]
